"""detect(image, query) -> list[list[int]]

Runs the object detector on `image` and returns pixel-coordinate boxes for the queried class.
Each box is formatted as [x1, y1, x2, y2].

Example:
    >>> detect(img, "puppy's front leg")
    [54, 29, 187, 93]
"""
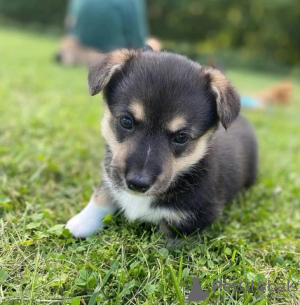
[66, 182, 117, 238]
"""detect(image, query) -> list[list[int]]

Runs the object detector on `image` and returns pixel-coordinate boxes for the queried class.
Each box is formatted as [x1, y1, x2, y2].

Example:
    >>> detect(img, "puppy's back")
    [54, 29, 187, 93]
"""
[209, 115, 258, 201]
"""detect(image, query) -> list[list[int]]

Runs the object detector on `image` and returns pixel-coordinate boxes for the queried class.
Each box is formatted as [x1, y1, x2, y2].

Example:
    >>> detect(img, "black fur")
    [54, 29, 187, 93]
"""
[89, 50, 258, 236]
[156, 117, 258, 235]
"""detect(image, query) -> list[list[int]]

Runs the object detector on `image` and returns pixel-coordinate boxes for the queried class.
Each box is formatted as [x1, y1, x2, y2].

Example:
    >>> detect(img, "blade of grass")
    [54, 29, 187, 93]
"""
[178, 256, 183, 284]
[167, 264, 184, 305]
[29, 244, 40, 305]
[88, 260, 119, 305]
[240, 246, 246, 275]
[243, 293, 253, 305]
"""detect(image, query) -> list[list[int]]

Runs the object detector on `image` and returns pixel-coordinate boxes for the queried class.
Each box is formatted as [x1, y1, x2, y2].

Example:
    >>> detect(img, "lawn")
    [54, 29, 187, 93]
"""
[0, 28, 300, 305]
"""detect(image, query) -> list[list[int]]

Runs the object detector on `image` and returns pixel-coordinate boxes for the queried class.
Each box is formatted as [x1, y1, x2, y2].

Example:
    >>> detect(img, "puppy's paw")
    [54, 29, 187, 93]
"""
[66, 212, 104, 238]
[65, 199, 115, 238]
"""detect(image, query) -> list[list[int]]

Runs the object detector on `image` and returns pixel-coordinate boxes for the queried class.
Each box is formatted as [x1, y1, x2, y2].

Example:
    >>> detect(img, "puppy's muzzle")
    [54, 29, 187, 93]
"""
[126, 173, 154, 193]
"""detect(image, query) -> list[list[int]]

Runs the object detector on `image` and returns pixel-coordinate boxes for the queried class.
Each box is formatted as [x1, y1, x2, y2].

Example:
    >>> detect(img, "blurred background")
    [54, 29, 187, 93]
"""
[1, 2, 300, 303]
[0, 0, 300, 74]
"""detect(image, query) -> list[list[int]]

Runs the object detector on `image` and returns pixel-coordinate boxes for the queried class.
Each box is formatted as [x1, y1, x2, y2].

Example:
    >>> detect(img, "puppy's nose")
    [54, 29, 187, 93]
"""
[126, 174, 152, 193]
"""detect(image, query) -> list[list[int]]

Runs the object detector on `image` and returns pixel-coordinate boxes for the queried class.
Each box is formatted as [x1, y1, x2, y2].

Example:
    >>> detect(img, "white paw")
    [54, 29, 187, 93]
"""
[66, 199, 115, 238]
[66, 213, 104, 238]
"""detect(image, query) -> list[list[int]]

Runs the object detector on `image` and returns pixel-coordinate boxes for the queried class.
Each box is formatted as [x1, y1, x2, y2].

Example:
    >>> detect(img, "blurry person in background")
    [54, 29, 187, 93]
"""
[56, 0, 161, 66]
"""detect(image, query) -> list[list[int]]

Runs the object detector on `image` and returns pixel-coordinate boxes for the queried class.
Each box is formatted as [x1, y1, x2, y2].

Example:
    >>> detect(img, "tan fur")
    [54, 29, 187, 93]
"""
[129, 100, 146, 121]
[167, 116, 187, 133]
[204, 68, 229, 118]
[171, 128, 215, 178]
[203, 67, 229, 111]
[101, 105, 131, 171]
[202, 67, 239, 129]
[89, 49, 137, 96]
[204, 67, 229, 92]
[101, 105, 119, 153]
[154, 162, 173, 193]
[112, 143, 131, 174]
[92, 184, 113, 207]
[109, 49, 137, 66]
[211, 84, 232, 122]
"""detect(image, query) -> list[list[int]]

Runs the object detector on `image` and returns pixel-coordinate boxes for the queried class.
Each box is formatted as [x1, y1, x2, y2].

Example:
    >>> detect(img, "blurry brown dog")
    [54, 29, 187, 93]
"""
[55, 36, 101, 66]
[258, 80, 293, 105]
[56, 35, 162, 66]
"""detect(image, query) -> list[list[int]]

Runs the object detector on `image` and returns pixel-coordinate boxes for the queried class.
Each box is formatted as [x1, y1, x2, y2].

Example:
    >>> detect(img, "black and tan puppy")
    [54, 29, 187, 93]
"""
[66, 49, 258, 238]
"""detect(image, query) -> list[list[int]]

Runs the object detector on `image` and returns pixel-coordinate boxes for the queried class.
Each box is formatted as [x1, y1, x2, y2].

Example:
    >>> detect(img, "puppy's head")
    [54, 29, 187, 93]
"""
[89, 49, 240, 195]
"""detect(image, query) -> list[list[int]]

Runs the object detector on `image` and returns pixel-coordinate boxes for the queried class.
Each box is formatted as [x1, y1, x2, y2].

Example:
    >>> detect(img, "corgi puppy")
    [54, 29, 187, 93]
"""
[66, 48, 258, 238]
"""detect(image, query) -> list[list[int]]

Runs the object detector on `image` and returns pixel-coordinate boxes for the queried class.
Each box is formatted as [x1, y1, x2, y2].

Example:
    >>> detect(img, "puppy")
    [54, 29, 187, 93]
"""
[66, 49, 258, 238]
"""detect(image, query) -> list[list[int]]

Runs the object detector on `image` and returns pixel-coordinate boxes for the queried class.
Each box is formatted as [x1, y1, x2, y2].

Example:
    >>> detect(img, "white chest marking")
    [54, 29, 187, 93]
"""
[110, 188, 188, 225]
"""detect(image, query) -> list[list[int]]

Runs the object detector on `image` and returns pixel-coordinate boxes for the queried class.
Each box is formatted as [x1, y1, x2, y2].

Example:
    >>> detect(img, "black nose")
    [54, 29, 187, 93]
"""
[126, 174, 152, 193]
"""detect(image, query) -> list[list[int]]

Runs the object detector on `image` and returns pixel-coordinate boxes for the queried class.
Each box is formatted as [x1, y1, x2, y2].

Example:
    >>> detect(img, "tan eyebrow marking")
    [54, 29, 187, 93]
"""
[101, 104, 118, 153]
[171, 127, 215, 177]
[129, 100, 145, 121]
[101, 104, 132, 172]
[167, 116, 187, 133]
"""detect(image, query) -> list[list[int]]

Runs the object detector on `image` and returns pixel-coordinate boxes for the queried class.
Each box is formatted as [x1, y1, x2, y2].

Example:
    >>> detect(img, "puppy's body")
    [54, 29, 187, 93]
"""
[105, 116, 257, 235]
[66, 50, 258, 238]
[160, 116, 257, 235]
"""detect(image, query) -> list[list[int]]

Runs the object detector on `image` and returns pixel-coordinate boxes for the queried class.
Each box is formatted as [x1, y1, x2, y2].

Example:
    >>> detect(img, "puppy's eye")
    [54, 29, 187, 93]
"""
[120, 116, 133, 130]
[174, 132, 189, 144]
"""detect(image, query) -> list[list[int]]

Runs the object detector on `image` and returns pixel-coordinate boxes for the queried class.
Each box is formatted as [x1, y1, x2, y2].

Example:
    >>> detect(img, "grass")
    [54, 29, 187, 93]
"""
[0, 28, 300, 305]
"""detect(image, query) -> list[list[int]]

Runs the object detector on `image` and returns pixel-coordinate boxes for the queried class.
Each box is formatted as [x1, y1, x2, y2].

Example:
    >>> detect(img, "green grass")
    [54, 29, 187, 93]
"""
[0, 28, 300, 305]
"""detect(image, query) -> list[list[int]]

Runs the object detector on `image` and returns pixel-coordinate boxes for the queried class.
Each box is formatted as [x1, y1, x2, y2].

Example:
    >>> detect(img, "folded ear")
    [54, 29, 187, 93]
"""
[88, 49, 137, 96]
[202, 67, 241, 129]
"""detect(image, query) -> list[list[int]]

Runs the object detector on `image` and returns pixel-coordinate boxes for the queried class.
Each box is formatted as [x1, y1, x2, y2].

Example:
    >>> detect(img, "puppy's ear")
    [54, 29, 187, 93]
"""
[202, 67, 241, 129]
[88, 49, 137, 96]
